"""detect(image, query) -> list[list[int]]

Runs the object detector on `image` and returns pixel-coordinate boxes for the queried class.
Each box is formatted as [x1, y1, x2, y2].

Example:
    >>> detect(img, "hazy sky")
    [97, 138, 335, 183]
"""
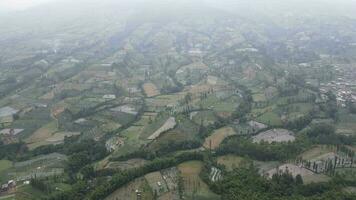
[1, 0, 356, 13]
[0, 0, 57, 11]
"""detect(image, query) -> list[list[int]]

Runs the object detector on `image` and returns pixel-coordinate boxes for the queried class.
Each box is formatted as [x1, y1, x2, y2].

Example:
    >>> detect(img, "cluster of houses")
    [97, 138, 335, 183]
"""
[320, 80, 356, 107]
[0, 180, 16, 195]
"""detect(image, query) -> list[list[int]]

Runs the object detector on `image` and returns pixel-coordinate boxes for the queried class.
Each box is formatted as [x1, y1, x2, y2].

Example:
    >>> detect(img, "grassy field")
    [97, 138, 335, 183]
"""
[0, 160, 13, 182]
[256, 112, 282, 126]
[300, 145, 336, 160]
[140, 113, 170, 140]
[203, 127, 236, 150]
[336, 111, 356, 135]
[148, 117, 199, 151]
[217, 155, 246, 171]
[178, 161, 220, 200]
[0, 160, 12, 173]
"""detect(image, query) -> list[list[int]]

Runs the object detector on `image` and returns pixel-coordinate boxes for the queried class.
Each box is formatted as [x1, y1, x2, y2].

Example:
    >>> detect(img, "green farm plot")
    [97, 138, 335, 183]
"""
[199, 95, 240, 113]
[256, 112, 282, 126]
[334, 168, 356, 181]
[24, 121, 58, 150]
[15, 184, 47, 200]
[250, 105, 276, 118]
[0, 160, 13, 182]
[217, 155, 248, 171]
[140, 113, 170, 140]
[336, 111, 356, 135]
[213, 101, 238, 113]
[178, 161, 220, 200]
[300, 145, 336, 161]
[277, 103, 314, 118]
[2, 153, 67, 182]
[12, 108, 52, 140]
[199, 95, 220, 109]
[191, 110, 217, 127]
[112, 126, 145, 158]
[0, 160, 12, 173]
[148, 117, 199, 151]
[252, 93, 267, 102]
[111, 116, 152, 158]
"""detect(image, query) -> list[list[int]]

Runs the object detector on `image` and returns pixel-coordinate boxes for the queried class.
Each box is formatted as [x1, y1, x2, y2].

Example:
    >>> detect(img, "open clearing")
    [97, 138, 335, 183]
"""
[143, 82, 160, 97]
[178, 161, 220, 200]
[266, 164, 330, 184]
[203, 126, 236, 150]
[252, 129, 295, 143]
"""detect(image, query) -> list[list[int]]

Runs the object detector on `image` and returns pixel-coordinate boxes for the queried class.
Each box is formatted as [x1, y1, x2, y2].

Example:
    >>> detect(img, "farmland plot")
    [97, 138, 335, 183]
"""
[148, 117, 176, 140]
[143, 83, 160, 97]
[178, 161, 220, 200]
[203, 126, 236, 150]
[105, 177, 153, 200]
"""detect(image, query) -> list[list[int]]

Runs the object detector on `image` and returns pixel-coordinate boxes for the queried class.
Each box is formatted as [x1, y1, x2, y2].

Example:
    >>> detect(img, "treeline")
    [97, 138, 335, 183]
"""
[44, 152, 204, 200]
[210, 166, 356, 200]
[307, 123, 356, 145]
[110, 139, 201, 162]
[217, 137, 309, 161]
[0, 142, 26, 161]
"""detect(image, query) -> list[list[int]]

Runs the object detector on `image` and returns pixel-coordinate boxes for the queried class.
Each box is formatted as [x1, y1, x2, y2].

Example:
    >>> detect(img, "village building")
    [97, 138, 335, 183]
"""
[0, 129, 24, 136]
[0, 180, 16, 194]
[102, 94, 116, 100]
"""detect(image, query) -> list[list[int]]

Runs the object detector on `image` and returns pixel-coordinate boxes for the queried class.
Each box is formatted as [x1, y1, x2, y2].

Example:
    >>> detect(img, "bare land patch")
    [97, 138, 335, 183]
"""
[253, 129, 295, 143]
